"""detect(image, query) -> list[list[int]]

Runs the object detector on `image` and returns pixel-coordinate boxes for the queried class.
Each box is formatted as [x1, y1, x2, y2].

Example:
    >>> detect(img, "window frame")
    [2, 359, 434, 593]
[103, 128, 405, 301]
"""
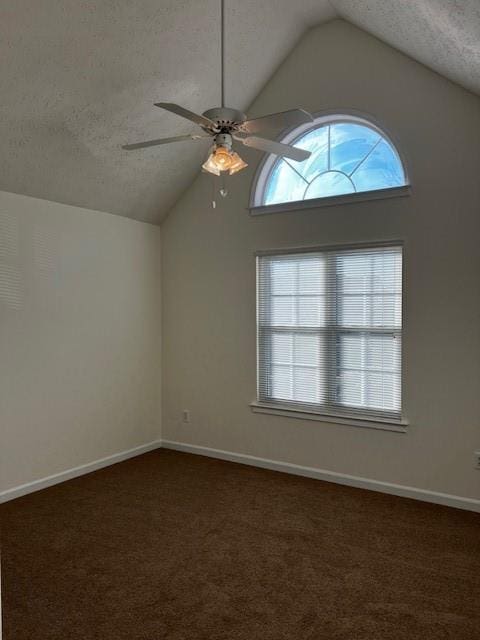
[253, 240, 408, 431]
[250, 112, 411, 215]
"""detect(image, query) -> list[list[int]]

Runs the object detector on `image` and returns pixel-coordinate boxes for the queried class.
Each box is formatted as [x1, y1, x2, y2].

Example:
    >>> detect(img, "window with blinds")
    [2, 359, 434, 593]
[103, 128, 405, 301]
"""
[256, 243, 403, 422]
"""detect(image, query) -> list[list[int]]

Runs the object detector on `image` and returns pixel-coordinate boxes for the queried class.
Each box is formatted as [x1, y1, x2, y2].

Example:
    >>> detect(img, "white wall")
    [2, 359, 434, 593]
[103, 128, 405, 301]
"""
[0, 191, 162, 493]
[161, 20, 480, 501]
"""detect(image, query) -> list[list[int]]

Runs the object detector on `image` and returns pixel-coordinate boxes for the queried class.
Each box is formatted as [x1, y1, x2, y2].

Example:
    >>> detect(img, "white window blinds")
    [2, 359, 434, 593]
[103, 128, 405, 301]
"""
[257, 244, 403, 422]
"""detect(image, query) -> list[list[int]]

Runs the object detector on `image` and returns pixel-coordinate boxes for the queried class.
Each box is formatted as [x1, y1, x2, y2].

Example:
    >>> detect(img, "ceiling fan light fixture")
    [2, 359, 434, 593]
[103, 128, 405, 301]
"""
[202, 145, 247, 176]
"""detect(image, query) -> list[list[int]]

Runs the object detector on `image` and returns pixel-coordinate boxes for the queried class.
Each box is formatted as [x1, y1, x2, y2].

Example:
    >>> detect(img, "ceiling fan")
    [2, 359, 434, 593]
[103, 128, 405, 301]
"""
[122, 0, 313, 180]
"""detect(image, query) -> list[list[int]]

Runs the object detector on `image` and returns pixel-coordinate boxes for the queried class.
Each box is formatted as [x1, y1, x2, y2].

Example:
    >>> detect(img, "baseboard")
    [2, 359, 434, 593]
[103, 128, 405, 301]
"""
[161, 440, 480, 513]
[3, 438, 478, 513]
[0, 440, 162, 504]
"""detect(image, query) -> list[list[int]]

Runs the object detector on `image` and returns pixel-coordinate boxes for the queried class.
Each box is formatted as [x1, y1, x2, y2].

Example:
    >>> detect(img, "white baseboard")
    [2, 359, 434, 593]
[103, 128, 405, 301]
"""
[161, 440, 480, 513]
[2, 438, 478, 513]
[0, 440, 162, 504]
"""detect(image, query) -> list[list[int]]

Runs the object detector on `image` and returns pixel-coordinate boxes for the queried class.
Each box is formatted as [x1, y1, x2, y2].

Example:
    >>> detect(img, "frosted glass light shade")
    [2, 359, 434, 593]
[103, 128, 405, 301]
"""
[202, 147, 248, 176]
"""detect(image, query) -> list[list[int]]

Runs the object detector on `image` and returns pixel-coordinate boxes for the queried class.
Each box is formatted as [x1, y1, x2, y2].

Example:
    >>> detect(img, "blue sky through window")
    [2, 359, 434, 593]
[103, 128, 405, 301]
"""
[263, 121, 406, 206]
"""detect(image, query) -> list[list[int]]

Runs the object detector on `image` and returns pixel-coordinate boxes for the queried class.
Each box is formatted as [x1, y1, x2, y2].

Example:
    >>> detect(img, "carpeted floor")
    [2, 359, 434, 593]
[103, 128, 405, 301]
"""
[1, 449, 479, 640]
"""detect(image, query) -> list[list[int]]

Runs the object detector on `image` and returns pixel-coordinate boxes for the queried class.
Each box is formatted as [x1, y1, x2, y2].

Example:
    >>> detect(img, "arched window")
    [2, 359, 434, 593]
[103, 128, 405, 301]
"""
[252, 115, 408, 210]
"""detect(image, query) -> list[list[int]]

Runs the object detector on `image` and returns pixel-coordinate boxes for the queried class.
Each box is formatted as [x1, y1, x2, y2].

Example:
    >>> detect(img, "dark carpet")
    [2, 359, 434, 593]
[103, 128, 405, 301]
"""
[1, 449, 479, 639]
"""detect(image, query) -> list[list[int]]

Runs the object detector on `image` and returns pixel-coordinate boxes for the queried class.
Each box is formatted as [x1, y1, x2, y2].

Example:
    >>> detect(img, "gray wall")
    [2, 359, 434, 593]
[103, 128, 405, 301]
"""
[161, 20, 480, 501]
[0, 191, 162, 493]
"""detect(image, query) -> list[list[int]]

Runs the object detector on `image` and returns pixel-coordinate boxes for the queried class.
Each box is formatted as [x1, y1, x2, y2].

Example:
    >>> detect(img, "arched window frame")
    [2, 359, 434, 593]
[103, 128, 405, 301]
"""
[250, 112, 411, 215]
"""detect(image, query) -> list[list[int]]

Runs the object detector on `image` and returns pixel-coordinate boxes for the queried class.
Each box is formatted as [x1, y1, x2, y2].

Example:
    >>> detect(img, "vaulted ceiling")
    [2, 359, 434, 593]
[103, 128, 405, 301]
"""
[1, 1, 479, 224]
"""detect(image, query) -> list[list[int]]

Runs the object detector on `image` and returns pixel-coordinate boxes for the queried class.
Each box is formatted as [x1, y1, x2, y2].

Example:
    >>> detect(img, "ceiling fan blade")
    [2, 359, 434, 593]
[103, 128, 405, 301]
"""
[154, 103, 218, 131]
[122, 134, 210, 150]
[235, 133, 311, 162]
[239, 109, 313, 136]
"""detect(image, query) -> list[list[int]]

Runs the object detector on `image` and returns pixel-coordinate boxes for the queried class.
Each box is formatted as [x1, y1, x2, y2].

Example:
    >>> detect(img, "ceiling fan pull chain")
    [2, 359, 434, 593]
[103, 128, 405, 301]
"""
[211, 173, 217, 208]
[220, 172, 228, 198]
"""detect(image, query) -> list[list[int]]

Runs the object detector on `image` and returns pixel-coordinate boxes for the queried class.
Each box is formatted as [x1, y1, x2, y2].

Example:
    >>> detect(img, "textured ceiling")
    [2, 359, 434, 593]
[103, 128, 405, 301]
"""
[335, 0, 480, 96]
[0, 1, 479, 224]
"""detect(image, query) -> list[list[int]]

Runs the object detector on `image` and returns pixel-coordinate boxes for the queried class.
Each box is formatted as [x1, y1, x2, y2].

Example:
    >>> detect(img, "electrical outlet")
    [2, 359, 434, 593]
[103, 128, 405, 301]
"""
[474, 451, 480, 469]
[182, 409, 191, 424]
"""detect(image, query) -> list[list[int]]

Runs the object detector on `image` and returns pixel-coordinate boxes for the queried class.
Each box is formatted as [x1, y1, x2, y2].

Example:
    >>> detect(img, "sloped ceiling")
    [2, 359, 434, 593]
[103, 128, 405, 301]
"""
[335, 0, 480, 97]
[0, 1, 478, 224]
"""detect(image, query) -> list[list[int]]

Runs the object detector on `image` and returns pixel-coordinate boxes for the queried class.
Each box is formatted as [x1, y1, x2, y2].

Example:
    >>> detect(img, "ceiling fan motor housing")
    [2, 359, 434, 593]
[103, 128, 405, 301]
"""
[214, 132, 233, 149]
[203, 107, 246, 133]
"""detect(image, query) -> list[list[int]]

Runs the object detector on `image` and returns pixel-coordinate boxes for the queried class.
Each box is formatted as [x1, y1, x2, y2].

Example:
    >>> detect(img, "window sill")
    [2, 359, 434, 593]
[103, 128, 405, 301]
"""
[250, 402, 408, 433]
[249, 185, 411, 216]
